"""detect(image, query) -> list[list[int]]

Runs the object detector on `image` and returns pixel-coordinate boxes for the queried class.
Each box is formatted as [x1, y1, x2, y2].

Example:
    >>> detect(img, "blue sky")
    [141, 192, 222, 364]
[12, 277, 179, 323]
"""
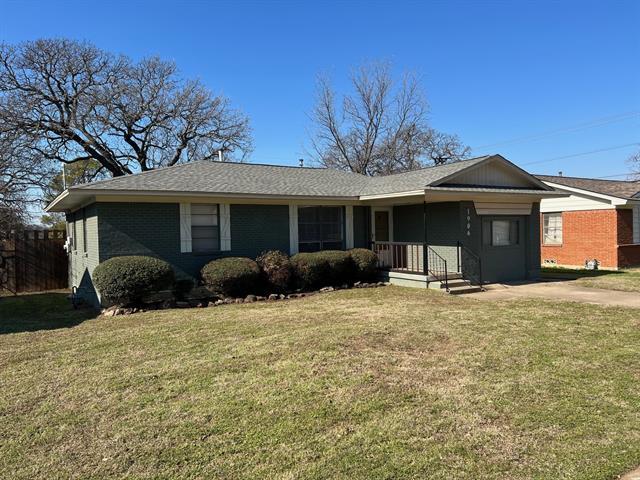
[1, 0, 639, 179]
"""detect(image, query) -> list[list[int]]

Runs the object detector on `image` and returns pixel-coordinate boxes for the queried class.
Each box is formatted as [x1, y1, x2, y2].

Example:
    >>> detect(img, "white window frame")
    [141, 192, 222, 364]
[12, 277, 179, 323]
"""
[180, 202, 231, 253]
[190, 204, 220, 253]
[543, 212, 563, 246]
[297, 205, 345, 252]
[289, 204, 354, 254]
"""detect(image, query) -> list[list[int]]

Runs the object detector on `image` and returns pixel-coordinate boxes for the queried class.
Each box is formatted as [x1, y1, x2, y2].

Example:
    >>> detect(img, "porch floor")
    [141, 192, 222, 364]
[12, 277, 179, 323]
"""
[380, 269, 482, 294]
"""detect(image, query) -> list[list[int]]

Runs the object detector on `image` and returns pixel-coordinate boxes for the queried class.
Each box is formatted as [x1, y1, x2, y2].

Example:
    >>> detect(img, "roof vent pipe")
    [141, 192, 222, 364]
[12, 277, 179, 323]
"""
[217, 150, 223, 162]
[299, 158, 304, 167]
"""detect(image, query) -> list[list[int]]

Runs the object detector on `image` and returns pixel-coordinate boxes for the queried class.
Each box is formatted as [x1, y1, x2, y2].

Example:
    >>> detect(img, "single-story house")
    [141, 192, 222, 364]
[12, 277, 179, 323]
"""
[46, 154, 564, 306]
[537, 175, 640, 269]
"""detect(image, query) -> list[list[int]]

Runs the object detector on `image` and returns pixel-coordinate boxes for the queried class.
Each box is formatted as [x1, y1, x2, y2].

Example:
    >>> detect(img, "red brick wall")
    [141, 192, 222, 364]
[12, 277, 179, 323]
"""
[540, 210, 619, 268]
[618, 245, 640, 267]
[617, 209, 640, 267]
[617, 209, 634, 245]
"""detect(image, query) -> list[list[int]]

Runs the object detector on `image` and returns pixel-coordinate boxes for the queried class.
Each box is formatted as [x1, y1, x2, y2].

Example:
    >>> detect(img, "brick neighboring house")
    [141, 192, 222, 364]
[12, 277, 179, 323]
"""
[537, 175, 640, 269]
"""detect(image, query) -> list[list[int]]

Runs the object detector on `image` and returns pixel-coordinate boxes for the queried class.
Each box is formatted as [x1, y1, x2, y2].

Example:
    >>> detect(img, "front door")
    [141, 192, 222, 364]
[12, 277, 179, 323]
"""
[480, 216, 527, 282]
[374, 210, 390, 241]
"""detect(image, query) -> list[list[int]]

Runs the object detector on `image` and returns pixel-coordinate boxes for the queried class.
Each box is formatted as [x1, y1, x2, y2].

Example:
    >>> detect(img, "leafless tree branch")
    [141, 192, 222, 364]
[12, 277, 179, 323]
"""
[0, 39, 253, 180]
[308, 61, 470, 175]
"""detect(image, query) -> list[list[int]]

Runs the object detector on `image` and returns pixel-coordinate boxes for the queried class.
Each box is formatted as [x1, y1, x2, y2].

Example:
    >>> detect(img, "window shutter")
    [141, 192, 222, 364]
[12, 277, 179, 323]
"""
[289, 204, 299, 254]
[345, 206, 354, 249]
[219, 203, 231, 251]
[179, 203, 192, 253]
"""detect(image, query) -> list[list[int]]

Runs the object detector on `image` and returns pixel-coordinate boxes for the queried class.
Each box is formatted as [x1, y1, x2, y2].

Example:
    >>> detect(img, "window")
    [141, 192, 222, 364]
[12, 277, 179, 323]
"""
[543, 213, 563, 245]
[298, 206, 343, 252]
[492, 220, 511, 246]
[483, 219, 519, 247]
[191, 204, 219, 252]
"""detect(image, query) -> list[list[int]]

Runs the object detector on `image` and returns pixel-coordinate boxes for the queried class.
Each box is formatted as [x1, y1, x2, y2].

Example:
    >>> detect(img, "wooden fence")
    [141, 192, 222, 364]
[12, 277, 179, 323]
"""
[0, 229, 68, 293]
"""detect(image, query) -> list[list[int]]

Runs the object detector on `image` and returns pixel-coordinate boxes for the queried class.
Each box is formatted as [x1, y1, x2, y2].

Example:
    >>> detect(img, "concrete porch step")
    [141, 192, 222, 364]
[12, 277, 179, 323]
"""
[439, 279, 471, 289]
[447, 285, 484, 295]
[381, 270, 483, 294]
[426, 272, 462, 282]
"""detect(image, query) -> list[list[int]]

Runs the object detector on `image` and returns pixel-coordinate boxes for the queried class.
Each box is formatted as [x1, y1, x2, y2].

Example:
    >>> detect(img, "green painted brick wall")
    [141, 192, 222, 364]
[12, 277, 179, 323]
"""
[393, 202, 461, 267]
[391, 201, 542, 280]
[65, 204, 100, 306]
[97, 202, 290, 279]
[353, 206, 370, 248]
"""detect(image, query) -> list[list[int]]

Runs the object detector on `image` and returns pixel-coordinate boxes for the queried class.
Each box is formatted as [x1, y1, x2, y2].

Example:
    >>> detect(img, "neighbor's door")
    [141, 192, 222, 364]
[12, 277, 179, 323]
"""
[373, 209, 392, 268]
[480, 216, 527, 282]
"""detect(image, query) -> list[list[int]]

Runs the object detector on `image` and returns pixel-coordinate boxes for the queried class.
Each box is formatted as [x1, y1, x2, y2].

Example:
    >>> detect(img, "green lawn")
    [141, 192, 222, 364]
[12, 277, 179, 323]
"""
[1, 288, 640, 479]
[542, 266, 640, 293]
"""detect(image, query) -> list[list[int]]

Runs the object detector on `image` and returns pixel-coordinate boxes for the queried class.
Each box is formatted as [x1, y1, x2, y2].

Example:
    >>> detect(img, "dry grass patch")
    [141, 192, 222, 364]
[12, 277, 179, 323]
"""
[1, 287, 640, 479]
[542, 266, 640, 293]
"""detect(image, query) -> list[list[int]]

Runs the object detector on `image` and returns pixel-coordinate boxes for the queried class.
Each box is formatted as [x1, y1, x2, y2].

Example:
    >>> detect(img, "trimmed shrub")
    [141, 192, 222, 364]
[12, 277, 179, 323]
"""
[173, 276, 195, 301]
[290, 252, 328, 290]
[291, 250, 354, 289]
[349, 248, 379, 281]
[256, 250, 292, 293]
[93, 256, 175, 306]
[322, 250, 354, 283]
[201, 257, 260, 297]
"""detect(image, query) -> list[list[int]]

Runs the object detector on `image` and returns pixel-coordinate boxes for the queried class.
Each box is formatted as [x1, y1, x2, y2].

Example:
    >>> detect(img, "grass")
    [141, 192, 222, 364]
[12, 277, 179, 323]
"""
[542, 266, 640, 293]
[1, 288, 640, 479]
[0, 291, 96, 334]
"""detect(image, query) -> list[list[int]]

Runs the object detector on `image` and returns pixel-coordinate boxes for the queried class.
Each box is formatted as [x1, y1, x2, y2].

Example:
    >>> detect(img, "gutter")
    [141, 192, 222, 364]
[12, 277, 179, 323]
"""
[44, 189, 70, 212]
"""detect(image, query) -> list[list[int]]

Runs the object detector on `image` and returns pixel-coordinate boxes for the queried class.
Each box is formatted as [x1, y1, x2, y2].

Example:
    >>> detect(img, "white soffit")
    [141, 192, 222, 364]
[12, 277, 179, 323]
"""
[474, 202, 532, 215]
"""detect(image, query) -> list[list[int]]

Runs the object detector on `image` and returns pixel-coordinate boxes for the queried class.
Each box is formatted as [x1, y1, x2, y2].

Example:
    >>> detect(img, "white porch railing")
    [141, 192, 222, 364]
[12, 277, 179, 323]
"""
[371, 241, 425, 274]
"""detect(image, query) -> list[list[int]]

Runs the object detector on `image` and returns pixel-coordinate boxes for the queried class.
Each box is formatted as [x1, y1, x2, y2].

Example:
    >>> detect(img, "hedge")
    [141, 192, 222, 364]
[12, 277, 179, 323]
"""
[201, 257, 261, 297]
[256, 250, 292, 293]
[349, 248, 379, 281]
[93, 256, 175, 306]
[291, 250, 354, 289]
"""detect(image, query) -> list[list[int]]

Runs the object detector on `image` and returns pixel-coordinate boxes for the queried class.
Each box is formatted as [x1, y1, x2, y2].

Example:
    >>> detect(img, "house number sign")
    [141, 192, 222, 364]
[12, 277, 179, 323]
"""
[466, 208, 471, 237]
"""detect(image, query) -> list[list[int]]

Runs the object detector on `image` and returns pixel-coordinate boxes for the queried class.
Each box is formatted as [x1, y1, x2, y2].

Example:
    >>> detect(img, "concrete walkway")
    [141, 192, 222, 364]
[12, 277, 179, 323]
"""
[621, 466, 640, 480]
[466, 279, 640, 308]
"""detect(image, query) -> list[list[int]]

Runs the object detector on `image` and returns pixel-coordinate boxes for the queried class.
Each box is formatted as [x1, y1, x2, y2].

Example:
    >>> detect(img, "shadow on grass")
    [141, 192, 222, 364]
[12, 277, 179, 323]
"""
[0, 292, 98, 335]
[540, 267, 625, 279]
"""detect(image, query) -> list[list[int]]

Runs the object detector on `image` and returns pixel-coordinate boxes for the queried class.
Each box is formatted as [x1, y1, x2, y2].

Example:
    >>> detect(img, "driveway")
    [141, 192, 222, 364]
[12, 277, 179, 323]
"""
[466, 279, 640, 308]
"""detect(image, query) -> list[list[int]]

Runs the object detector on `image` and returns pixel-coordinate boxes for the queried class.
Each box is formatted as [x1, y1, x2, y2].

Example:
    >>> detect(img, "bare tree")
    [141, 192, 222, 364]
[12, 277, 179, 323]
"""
[628, 149, 640, 180]
[0, 39, 252, 178]
[0, 131, 53, 234]
[309, 62, 470, 175]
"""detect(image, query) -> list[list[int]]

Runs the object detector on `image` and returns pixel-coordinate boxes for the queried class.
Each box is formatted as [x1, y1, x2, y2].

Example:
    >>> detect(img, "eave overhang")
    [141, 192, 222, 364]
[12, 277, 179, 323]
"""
[542, 181, 640, 206]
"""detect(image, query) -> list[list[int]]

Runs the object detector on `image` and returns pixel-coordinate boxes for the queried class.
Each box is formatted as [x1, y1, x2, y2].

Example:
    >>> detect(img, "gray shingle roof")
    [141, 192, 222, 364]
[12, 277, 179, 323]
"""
[74, 161, 371, 197]
[362, 156, 490, 195]
[72, 155, 495, 198]
[536, 175, 640, 200]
